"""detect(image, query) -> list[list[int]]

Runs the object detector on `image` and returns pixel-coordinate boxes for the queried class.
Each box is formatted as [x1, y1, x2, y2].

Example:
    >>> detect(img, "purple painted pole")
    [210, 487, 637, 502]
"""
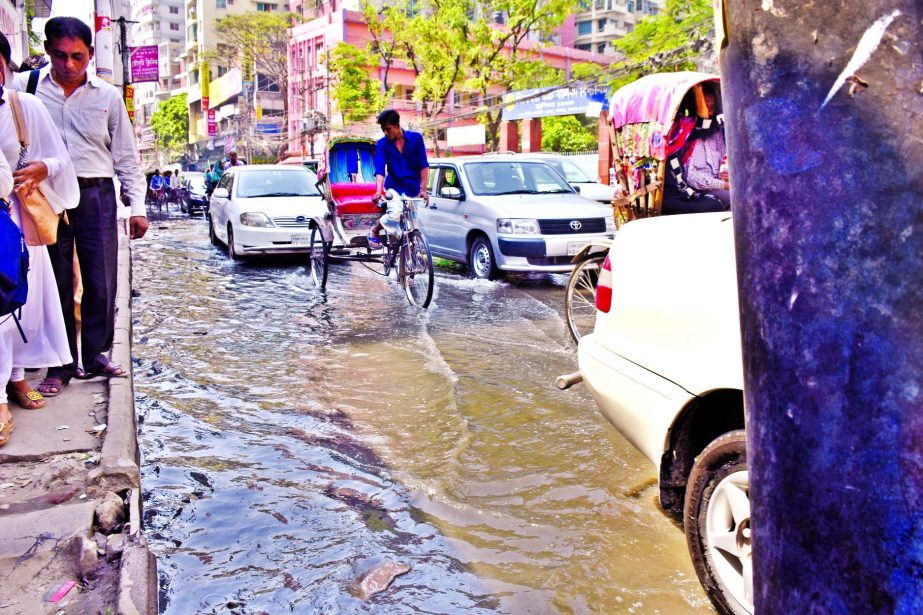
[718, 1, 923, 612]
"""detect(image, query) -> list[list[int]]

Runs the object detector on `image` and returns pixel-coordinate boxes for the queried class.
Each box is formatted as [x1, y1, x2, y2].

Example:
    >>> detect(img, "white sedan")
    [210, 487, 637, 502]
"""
[207, 165, 326, 259]
[576, 212, 752, 615]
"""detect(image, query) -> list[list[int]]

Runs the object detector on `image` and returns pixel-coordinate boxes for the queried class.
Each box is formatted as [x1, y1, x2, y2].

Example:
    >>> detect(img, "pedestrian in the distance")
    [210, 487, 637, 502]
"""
[12, 16, 148, 395]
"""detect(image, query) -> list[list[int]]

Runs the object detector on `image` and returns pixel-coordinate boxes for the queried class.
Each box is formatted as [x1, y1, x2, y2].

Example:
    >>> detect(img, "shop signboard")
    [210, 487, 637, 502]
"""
[129, 46, 159, 83]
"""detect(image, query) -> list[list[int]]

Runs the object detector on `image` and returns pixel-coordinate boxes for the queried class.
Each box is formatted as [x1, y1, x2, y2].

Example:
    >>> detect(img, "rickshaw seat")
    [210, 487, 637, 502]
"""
[330, 182, 379, 215]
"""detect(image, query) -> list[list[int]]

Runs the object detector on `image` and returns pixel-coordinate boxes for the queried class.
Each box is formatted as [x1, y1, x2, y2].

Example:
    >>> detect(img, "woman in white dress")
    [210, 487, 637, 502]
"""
[0, 33, 79, 445]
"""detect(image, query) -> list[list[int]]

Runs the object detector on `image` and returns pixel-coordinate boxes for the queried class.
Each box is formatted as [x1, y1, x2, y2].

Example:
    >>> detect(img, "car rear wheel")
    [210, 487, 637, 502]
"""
[468, 235, 498, 280]
[227, 224, 239, 260]
[208, 214, 220, 246]
[684, 430, 753, 615]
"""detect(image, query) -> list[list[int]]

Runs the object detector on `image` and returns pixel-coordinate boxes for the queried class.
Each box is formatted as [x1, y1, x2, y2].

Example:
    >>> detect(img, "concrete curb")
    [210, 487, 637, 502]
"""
[111, 235, 158, 615]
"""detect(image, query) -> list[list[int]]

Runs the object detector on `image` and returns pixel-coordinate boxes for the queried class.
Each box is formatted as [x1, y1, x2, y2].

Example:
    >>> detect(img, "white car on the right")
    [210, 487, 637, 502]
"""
[577, 212, 752, 615]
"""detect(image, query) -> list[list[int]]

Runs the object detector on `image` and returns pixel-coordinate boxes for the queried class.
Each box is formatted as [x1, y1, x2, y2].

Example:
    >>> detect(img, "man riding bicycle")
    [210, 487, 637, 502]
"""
[368, 109, 429, 249]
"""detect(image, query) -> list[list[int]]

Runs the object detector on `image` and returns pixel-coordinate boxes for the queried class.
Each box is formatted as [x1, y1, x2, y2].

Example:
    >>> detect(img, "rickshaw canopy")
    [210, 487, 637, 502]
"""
[609, 71, 720, 130]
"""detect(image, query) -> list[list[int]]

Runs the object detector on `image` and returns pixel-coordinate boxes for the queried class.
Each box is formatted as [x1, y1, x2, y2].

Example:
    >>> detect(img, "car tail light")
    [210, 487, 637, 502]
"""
[596, 254, 613, 313]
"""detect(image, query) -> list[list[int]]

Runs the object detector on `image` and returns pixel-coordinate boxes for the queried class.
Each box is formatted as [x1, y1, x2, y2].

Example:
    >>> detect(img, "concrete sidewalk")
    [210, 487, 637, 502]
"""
[0, 236, 156, 614]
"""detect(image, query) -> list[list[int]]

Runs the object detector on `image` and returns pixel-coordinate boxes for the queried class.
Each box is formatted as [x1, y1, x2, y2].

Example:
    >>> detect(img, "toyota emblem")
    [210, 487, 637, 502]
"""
[569, 220, 582, 231]
[296, 215, 306, 222]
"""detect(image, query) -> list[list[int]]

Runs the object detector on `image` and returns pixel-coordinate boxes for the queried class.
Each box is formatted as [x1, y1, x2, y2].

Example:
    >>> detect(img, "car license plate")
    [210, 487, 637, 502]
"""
[292, 234, 310, 246]
[567, 242, 582, 256]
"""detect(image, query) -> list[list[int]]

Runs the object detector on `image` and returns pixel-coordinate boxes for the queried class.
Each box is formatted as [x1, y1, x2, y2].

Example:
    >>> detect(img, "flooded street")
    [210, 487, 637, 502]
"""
[133, 215, 712, 614]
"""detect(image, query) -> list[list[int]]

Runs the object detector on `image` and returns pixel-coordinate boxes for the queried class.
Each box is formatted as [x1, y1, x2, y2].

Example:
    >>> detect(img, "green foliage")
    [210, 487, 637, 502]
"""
[611, 0, 714, 88]
[24, 0, 42, 54]
[150, 94, 189, 161]
[325, 43, 390, 125]
[464, 0, 580, 150]
[541, 115, 597, 152]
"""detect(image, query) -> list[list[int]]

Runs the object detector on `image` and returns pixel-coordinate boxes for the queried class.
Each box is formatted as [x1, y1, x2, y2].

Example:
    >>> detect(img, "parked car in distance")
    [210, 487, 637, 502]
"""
[501, 152, 616, 204]
[207, 165, 326, 260]
[419, 156, 615, 279]
[181, 172, 208, 215]
[576, 212, 751, 615]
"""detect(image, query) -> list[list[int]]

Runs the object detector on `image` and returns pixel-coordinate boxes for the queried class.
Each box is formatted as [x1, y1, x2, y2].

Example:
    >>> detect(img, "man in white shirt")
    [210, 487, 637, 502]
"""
[14, 17, 148, 392]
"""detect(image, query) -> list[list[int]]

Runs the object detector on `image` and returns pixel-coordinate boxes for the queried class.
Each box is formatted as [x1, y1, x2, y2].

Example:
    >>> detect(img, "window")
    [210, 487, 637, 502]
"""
[627, 0, 633, 11]
[597, 43, 606, 53]
[576, 43, 591, 51]
[256, 2, 277, 10]
[597, 18, 606, 31]
[169, 6, 179, 13]
[577, 20, 592, 35]
[170, 23, 179, 30]
[216, 0, 226, 8]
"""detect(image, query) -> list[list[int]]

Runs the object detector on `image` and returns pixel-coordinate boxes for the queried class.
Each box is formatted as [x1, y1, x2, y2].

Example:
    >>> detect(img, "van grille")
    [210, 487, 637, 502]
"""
[538, 218, 606, 234]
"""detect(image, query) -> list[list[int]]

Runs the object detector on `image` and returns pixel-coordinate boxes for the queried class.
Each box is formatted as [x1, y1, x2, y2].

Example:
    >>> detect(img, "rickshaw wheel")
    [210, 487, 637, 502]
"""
[401, 230, 434, 308]
[309, 226, 330, 288]
[564, 254, 606, 343]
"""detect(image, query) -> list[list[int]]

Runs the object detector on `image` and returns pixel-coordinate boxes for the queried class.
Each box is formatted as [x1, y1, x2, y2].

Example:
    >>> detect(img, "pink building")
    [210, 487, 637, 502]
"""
[287, 5, 612, 158]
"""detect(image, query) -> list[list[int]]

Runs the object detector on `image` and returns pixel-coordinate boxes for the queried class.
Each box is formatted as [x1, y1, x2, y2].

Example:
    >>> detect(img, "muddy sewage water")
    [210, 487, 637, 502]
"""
[132, 216, 712, 614]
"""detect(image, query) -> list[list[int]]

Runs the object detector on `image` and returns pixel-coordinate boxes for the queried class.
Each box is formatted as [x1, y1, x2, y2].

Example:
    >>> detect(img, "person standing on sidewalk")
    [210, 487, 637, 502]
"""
[12, 16, 148, 395]
[0, 31, 80, 444]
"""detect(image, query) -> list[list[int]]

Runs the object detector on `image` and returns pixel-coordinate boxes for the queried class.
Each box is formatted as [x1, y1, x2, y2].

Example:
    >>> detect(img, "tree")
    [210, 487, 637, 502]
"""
[150, 94, 189, 162]
[464, 0, 580, 150]
[211, 12, 295, 155]
[541, 115, 597, 152]
[325, 43, 390, 125]
[611, 0, 715, 88]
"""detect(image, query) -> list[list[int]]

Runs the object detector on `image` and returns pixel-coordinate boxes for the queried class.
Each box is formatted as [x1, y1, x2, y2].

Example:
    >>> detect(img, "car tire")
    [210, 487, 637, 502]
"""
[227, 224, 239, 260]
[208, 214, 220, 246]
[684, 430, 753, 615]
[468, 235, 499, 280]
[180, 200, 187, 214]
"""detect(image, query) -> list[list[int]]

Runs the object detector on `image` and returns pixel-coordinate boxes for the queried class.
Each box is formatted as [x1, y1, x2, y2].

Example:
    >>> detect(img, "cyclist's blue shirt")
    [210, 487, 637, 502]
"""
[374, 130, 429, 196]
[150, 175, 164, 190]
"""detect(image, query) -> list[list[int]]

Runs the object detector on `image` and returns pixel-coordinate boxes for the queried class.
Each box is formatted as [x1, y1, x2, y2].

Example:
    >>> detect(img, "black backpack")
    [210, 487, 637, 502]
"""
[0, 199, 29, 342]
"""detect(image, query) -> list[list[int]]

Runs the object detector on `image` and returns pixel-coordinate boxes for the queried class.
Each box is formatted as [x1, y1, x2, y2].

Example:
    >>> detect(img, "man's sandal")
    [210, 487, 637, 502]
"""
[37, 378, 65, 397]
[7, 385, 45, 410]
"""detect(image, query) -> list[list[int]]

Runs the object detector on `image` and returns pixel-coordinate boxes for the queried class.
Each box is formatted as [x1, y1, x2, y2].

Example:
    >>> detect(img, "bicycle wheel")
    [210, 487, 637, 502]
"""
[565, 254, 606, 342]
[309, 226, 330, 288]
[400, 230, 434, 308]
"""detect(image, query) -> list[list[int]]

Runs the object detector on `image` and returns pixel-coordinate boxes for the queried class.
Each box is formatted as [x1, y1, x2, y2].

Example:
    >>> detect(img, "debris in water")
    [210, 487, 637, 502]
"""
[354, 562, 411, 600]
[622, 477, 658, 498]
[44, 579, 77, 602]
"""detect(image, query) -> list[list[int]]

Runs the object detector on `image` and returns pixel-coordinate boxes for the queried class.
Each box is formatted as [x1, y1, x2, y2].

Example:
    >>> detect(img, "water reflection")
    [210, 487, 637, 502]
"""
[135, 216, 710, 613]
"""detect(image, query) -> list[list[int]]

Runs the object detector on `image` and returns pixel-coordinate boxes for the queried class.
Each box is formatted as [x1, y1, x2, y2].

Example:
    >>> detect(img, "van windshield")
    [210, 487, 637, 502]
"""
[466, 162, 574, 196]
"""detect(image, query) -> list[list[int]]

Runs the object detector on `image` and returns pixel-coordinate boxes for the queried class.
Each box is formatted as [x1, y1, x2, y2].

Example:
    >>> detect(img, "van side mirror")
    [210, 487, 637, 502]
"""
[212, 187, 229, 199]
[440, 186, 462, 199]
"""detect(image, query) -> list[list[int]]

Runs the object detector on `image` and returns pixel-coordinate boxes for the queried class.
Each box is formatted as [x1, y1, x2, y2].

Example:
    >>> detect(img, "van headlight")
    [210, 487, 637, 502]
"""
[497, 218, 540, 235]
[605, 216, 615, 232]
[240, 212, 274, 227]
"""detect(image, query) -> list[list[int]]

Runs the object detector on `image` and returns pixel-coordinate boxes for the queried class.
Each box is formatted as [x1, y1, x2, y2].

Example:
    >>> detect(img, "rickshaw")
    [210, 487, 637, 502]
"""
[564, 71, 721, 341]
[308, 136, 435, 308]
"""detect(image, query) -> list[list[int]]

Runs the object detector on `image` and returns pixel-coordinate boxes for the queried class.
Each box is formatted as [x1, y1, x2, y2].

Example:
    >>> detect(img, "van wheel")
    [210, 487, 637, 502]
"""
[684, 430, 752, 615]
[468, 235, 498, 280]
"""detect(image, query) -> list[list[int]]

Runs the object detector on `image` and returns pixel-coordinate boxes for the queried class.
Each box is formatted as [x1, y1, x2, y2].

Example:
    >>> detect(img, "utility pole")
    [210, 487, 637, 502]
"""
[719, 1, 922, 612]
[114, 16, 134, 98]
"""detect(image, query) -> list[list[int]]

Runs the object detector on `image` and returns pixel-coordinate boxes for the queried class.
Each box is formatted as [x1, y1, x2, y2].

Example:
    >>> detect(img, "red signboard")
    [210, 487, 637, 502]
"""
[207, 109, 216, 137]
[129, 46, 159, 83]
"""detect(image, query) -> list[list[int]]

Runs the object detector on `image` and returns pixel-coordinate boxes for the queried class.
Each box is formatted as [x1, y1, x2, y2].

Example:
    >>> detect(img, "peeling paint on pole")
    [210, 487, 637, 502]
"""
[719, 0, 923, 612]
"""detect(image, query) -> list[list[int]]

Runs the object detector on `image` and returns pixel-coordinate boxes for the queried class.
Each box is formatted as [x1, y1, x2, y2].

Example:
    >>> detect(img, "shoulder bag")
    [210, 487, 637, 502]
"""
[8, 90, 60, 246]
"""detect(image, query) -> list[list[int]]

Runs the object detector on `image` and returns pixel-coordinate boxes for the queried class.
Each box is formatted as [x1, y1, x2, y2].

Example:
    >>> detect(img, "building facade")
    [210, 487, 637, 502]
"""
[572, 0, 659, 55]
[182, 0, 286, 169]
[287, 5, 612, 159]
[130, 0, 186, 169]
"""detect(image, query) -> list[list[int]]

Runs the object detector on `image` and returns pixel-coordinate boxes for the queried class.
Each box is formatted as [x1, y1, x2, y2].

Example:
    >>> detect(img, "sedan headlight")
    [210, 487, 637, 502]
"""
[497, 218, 540, 235]
[240, 212, 274, 227]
